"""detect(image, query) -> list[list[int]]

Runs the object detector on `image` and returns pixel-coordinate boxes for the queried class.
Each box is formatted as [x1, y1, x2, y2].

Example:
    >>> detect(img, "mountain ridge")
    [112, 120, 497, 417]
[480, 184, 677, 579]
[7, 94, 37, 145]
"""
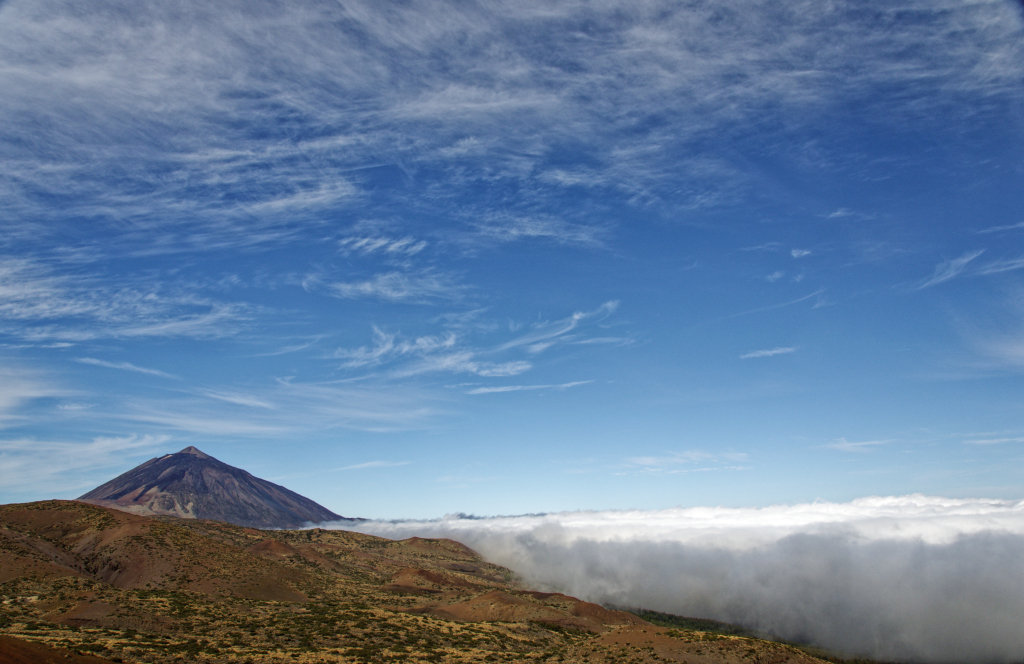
[78, 446, 352, 529]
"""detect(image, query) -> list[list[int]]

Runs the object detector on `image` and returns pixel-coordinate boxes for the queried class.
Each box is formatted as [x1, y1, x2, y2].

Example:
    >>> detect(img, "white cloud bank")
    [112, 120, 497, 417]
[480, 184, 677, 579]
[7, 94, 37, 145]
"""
[325, 495, 1024, 664]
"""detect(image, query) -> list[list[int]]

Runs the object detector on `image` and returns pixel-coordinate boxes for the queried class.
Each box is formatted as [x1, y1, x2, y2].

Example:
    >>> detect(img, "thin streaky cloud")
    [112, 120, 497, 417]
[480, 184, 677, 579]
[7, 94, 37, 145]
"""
[470, 214, 608, 248]
[333, 327, 400, 368]
[963, 437, 1024, 445]
[827, 208, 855, 218]
[618, 465, 751, 476]
[916, 250, 985, 289]
[120, 409, 290, 437]
[0, 367, 66, 426]
[976, 336, 1024, 370]
[115, 379, 448, 436]
[570, 337, 633, 346]
[820, 438, 889, 452]
[740, 347, 797, 359]
[0, 434, 168, 497]
[333, 327, 457, 369]
[727, 290, 824, 319]
[31, 305, 250, 342]
[740, 243, 783, 252]
[254, 338, 323, 357]
[977, 257, 1024, 275]
[0, 0, 1020, 237]
[396, 352, 532, 379]
[200, 390, 277, 410]
[322, 272, 464, 303]
[76, 357, 178, 379]
[327, 302, 621, 381]
[627, 450, 747, 467]
[791, 249, 811, 258]
[977, 221, 1024, 234]
[466, 380, 591, 395]
[335, 460, 412, 471]
[496, 301, 619, 353]
[0, 257, 250, 341]
[339, 235, 428, 257]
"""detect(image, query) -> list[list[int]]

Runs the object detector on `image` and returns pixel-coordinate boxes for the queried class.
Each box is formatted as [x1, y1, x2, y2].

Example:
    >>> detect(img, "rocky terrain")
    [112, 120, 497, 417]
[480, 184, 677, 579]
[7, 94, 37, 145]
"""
[0, 500, 835, 664]
[78, 447, 351, 529]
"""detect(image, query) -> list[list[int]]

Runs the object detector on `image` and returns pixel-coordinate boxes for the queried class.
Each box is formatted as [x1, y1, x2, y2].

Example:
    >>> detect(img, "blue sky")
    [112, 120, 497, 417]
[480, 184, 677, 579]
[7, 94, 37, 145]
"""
[1, 0, 1023, 519]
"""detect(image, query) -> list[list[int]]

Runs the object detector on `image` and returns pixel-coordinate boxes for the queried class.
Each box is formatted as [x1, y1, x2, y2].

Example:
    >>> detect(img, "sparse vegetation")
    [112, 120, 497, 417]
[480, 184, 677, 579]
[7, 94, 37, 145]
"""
[1, 500, 849, 664]
[622, 609, 758, 638]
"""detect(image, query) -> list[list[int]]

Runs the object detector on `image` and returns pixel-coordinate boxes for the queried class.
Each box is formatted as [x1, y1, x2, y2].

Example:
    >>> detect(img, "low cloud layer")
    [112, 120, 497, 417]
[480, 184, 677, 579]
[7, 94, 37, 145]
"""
[326, 495, 1024, 663]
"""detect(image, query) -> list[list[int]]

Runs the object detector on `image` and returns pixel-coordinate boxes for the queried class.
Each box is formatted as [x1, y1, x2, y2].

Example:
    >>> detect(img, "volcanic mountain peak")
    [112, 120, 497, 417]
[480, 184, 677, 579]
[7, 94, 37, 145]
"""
[78, 447, 353, 529]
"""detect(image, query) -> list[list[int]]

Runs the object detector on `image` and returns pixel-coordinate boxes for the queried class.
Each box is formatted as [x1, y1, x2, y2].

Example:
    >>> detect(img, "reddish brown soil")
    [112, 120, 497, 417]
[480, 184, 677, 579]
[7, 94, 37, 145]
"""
[0, 634, 117, 664]
[1, 501, 834, 664]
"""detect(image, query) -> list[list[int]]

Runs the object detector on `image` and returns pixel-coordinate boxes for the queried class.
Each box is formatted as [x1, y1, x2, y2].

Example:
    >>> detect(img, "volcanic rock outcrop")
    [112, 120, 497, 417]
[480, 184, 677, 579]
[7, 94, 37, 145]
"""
[78, 446, 350, 528]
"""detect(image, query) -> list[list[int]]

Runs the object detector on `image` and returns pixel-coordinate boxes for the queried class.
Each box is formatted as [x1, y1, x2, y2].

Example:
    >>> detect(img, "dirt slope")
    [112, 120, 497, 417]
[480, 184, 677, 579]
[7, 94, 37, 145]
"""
[0, 634, 118, 664]
[1, 500, 833, 664]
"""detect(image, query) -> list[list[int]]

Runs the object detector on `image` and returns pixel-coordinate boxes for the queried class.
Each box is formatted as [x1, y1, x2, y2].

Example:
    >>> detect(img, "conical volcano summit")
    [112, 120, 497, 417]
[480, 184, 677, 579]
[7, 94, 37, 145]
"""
[78, 446, 348, 529]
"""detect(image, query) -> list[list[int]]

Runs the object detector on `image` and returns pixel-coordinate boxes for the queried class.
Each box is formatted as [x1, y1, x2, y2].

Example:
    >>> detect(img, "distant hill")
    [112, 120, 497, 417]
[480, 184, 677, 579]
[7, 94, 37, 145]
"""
[78, 446, 352, 529]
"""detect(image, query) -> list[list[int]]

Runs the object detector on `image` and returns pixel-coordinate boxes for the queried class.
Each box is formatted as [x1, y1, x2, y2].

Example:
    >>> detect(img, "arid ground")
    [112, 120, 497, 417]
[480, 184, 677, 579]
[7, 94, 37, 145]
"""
[2, 500, 836, 664]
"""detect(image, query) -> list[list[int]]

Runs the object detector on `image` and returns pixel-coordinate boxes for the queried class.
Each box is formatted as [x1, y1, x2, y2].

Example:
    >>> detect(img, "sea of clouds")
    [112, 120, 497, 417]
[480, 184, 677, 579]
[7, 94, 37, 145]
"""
[322, 495, 1024, 663]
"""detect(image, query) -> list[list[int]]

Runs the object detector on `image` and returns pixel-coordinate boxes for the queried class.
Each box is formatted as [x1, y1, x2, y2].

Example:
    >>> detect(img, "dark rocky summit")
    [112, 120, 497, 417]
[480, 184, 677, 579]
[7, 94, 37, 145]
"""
[78, 446, 350, 529]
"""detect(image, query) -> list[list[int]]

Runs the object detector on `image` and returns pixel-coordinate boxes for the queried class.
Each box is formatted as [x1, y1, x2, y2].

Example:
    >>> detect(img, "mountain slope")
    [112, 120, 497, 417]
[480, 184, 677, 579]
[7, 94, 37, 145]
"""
[78, 446, 348, 529]
[0, 500, 831, 664]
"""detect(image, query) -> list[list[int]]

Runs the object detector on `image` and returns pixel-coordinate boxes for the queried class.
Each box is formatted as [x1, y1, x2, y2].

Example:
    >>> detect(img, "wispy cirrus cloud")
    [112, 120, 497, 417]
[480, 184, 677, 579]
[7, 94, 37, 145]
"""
[978, 221, 1024, 234]
[470, 214, 608, 248]
[109, 378, 442, 437]
[820, 437, 889, 452]
[496, 301, 620, 353]
[0, 365, 65, 428]
[21, 303, 250, 343]
[623, 450, 749, 474]
[0, 433, 168, 498]
[316, 271, 465, 303]
[253, 337, 323, 357]
[741, 242, 783, 252]
[329, 301, 623, 383]
[76, 357, 178, 379]
[916, 250, 985, 289]
[977, 256, 1024, 276]
[729, 290, 825, 319]
[333, 327, 457, 369]
[948, 289, 1024, 373]
[118, 408, 290, 437]
[570, 336, 633, 347]
[466, 380, 591, 395]
[963, 436, 1024, 445]
[740, 346, 796, 359]
[3, 0, 1019, 248]
[339, 235, 428, 258]
[335, 460, 411, 471]
[0, 256, 250, 341]
[395, 352, 532, 379]
[199, 390, 277, 410]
